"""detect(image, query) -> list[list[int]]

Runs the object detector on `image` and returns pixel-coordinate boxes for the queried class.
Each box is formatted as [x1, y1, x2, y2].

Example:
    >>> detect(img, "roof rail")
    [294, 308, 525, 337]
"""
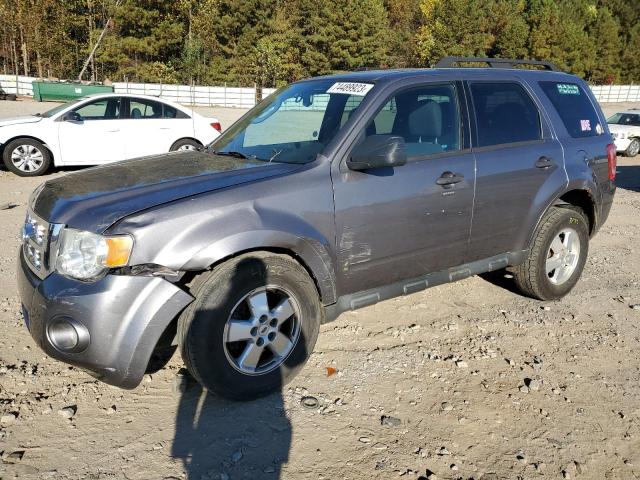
[435, 56, 561, 72]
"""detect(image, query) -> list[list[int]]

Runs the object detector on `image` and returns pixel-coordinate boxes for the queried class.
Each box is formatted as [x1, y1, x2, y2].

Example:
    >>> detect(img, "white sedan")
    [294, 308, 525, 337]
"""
[607, 110, 640, 157]
[0, 93, 221, 176]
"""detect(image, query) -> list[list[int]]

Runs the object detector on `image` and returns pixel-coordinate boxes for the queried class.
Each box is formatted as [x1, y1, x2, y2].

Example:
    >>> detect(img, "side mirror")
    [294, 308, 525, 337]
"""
[348, 135, 407, 171]
[63, 111, 83, 123]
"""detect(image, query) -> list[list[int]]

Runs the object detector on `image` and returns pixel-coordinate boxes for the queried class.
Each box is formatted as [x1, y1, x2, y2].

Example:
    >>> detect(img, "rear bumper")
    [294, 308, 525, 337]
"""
[17, 250, 193, 388]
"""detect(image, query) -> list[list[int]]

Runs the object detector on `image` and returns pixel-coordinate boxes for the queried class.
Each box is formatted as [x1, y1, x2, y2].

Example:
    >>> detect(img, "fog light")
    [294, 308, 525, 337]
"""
[47, 317, 90, 353]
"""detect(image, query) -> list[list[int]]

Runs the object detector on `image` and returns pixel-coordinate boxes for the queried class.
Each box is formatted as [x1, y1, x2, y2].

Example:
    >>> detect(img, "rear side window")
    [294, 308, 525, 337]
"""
[470, 82, 541, 147]
[539, 82, 601, 138]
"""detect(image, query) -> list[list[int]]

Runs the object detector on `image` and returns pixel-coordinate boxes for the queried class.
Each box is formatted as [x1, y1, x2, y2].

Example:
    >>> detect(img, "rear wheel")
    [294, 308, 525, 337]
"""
[178, 252, 323, 400]
[625, 138, 639, 157]
[2, 138, 51, 176]
[170, 138, 202, 152]
[513, 206, 589, 301]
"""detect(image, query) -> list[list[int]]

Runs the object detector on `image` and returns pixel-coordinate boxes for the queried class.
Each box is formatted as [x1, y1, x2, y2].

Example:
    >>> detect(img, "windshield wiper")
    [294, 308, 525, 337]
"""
[211, 150, 250, 159]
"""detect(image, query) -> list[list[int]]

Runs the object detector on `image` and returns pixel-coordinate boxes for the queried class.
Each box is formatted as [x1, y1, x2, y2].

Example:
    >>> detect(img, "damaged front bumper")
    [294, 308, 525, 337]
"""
[17, 250, 193, 388]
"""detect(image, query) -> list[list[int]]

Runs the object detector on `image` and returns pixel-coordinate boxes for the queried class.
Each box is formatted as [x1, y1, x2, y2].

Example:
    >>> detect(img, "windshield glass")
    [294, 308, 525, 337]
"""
[607, 112, 640, 126]
[39, 98, 84, 118]
[210, 79, 374, 164]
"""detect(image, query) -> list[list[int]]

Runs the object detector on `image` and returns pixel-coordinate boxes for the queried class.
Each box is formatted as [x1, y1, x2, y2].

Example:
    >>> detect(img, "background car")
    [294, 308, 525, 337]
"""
[0, 93, 221, 176]
[607, 110, 640, 157]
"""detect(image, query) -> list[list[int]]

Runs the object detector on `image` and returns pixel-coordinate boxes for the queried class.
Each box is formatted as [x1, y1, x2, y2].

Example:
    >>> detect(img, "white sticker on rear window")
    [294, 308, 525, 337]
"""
[327, 82, 374, 96]
[580, 119, 591, 131]
[557, 83, 580, 95]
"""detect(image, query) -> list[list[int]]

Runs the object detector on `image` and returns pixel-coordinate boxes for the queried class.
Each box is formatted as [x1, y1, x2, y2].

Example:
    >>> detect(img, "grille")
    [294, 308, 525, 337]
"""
[21, 210, 62, 280]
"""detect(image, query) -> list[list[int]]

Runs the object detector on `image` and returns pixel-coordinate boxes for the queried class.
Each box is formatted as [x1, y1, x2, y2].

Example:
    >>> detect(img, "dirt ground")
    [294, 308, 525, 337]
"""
[0, 99, 639, 480]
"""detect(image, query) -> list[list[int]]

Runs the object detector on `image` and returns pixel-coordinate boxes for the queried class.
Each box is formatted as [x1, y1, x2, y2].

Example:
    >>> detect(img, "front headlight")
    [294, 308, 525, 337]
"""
[56, 228, 133, 280]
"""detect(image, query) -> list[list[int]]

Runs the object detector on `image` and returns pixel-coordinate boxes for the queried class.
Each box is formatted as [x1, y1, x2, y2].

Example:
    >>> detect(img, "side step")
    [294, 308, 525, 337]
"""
[323, 251, 525, 323]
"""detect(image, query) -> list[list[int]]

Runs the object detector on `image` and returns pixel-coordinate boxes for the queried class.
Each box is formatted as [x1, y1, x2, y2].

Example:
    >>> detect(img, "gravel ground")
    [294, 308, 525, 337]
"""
[0, 99, 639, 480]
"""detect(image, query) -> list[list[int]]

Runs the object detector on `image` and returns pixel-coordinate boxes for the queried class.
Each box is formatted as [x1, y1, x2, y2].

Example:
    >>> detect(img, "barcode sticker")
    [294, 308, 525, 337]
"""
[327, 82, 374, 96]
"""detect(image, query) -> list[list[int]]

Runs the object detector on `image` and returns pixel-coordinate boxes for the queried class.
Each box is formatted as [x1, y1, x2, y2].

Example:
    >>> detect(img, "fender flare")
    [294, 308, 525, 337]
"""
[525, 180, 598, 250]
[180, 229, 338, 305]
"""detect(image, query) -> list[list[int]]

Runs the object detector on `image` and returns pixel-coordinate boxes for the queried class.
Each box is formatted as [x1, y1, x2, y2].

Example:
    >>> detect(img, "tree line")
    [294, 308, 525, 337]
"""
[0, 0, 638, 87]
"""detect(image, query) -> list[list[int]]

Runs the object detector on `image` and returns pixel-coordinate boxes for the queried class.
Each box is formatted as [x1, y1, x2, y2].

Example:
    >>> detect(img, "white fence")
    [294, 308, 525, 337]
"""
[590, 85, 640, 103]
[1, 74, 639, 105]
[0, 74, 37, 96]
[113, 82, 277, 108]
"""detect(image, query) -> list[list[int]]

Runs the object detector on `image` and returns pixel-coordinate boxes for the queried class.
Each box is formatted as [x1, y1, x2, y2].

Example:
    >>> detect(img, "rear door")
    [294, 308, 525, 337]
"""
[465, 80, 566, 261]
[120, 97, 194, 159]
[332, 81, 476, 294]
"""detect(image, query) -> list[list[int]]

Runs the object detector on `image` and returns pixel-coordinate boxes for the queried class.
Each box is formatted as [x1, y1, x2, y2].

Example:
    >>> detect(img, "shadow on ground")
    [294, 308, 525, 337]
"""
[171, 255, 309, 480]
[616, 165, 640, 192]
[172, 377, 291, 479]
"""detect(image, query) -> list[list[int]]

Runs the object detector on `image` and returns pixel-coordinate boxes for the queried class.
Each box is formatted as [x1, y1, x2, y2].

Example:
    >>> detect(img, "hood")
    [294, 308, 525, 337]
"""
[32, 151, 302, 232]
[0, 115, 42, 127]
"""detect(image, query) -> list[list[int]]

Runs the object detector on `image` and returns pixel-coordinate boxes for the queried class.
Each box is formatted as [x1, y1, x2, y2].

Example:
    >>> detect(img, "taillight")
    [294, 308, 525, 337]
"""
[606, 143, 617, 181]
[211, 122, 221, 132]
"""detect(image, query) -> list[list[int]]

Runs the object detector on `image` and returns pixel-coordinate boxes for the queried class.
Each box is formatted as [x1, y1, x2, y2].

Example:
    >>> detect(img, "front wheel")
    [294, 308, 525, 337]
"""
[625, 138, 639, 157]
[2, 138, 51, 176]
[178, 252, 323, 400]
[513, 206, 589, 301]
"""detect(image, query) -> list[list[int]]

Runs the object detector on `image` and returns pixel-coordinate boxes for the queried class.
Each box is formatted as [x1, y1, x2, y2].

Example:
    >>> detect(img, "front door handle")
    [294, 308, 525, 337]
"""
[436, 171, 464, 186]
[535, 157, 554, 169]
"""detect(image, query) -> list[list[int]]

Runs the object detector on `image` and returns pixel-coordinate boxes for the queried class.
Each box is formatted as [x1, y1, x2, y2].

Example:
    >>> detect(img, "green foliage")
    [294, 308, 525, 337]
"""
[0, 0, 637, 85]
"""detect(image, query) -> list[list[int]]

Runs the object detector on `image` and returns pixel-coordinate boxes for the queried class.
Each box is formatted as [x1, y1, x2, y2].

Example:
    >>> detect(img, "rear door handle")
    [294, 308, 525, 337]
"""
[535, 157, 554, 169]
[436, 171, 464, 186]
[106, 129, 120, 133]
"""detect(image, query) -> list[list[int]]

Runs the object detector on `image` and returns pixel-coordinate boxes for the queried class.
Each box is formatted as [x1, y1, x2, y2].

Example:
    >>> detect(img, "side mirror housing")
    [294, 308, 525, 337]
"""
[63, 111, 83, 123]
[348, 135, 407, 171]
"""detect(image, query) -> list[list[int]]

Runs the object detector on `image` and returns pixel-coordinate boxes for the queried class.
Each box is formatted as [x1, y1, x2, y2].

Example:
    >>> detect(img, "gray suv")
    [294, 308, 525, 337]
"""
[17, 57, 616, 400]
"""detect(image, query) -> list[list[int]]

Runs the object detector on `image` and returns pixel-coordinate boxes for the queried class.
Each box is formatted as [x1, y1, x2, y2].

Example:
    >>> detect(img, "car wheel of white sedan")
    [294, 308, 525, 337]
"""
[625, 138, 639, 157]
[170, 138, 202, 152]
[3, 138, 51, 177]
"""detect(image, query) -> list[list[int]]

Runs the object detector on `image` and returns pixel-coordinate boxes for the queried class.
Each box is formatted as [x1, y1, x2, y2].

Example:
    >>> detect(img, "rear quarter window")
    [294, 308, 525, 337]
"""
[539, 81, 602, 138]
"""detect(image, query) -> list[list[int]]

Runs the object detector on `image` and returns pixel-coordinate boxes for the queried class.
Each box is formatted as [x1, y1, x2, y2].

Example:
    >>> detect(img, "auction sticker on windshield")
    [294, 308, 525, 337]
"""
[327, 82, 374, 96]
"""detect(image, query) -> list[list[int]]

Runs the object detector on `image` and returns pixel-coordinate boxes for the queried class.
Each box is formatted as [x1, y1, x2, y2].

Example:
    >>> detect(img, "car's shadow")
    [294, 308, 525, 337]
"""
[171, 256, 302, 480]
[172, 375, 291, 479]
[616, 165, 640, 192]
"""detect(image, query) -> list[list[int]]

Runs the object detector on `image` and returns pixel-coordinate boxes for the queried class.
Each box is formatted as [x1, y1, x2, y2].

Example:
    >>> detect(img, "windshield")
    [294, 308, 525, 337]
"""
[39, 98, 84, 118]
[209, 79, 375, 164]
[607, 112, 640, 126]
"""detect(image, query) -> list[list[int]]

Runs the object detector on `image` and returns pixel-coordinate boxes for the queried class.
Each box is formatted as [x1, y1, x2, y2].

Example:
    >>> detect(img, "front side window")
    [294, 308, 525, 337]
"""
[212, 80, 376, 164]
[607, 113, 640, 127]
[74, 98, 120, 120]
[470, 82, 541, 147]
[539, 81, 602, 138]
[364, 84, 461, 158]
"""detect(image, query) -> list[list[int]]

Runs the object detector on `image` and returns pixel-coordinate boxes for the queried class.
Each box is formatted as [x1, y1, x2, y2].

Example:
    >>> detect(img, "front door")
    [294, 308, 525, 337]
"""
[57, 97, 125, 165]
[333, 82, 476, 295]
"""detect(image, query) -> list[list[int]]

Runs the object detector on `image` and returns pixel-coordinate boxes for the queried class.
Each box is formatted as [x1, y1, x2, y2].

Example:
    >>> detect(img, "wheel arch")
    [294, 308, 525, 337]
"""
[1, 135, 55, 161]
[526, 186, 597, 252]
[170, 137, 203, 151]
[180, 231, 337, 306]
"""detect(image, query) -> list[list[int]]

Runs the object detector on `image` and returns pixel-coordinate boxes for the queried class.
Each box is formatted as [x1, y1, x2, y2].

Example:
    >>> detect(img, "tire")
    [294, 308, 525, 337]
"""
[625, 138, 639, 157]
[513, 206, 589, 301]
[170, 138, 202, 152]
[177, 252, 323, 400]
[2, 138, 51, 176]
